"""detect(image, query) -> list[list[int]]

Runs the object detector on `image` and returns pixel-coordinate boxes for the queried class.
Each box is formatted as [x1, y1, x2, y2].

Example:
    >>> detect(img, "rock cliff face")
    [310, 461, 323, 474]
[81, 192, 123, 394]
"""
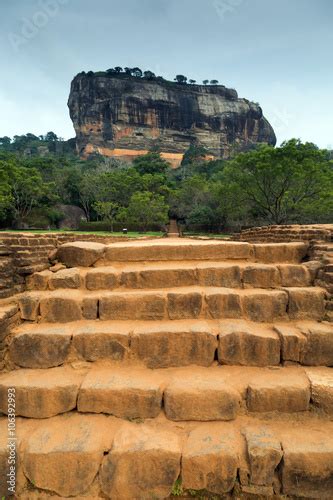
[68, 73, 276, 167]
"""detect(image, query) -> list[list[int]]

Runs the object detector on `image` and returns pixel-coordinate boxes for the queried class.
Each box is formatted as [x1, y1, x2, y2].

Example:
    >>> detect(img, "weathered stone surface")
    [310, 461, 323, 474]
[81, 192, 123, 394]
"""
[99, 292, 166, 320]
[218, 321, 280, 366]
[287, 287, 326, 320]
[0, 303, 19, 342]
[85, 268, 119, 290]
[247, 368, 310, 412]
[131, 321, 217, 368]
[205, 289, 242, 319]
[100, 425, 181, 500]
[241, 290, 288, 322]
[40, 294, 82, 322]
[69, 73, 276, 163]
[18, 293, 40, 320]
[167, 291, 202, 319]
[243, 265, 280, 288]
[278, 264, 312, 287]
[198, 264, 241, 287]
[78, 368, 164, 418]
[0, 367, 83, 418]
[49, 262, 66, 272]
[253, 242, 308, 263]
[49, 267, 81, 289]
[82, 296, 98, 319]
[281, 428, 333, 498]
[182, 424, 240, 494]
[306, 367, 333, 412]
[298, 322, 333, 366]
[10, 324, 72, 368]
[274, 324, 307, 362]
[138, 268, 197, 288]
[0, 417, 30, 498]
[244, 427, 282, 486]
[104, 239, 253, 262]
[26, 270, 52, 290]
[73, 322, 129, 361]
[22, 414, 113, 497]
[164, 374, 240, 421]
[56, 241, 106, 267]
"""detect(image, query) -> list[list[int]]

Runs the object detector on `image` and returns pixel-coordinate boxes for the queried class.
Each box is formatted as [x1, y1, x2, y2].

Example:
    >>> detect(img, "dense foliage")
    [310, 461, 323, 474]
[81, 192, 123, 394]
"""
[0, 135, 332, 232]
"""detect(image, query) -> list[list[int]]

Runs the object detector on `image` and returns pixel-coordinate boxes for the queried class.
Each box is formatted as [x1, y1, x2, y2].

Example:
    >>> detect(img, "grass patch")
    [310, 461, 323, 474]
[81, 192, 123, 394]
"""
[171, 478, 183, 496]
[0, 229, 163, 237]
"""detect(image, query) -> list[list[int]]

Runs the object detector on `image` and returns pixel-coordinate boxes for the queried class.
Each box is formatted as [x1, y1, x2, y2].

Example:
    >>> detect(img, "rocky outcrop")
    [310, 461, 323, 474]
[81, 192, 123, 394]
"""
[68, 73, 276, 166]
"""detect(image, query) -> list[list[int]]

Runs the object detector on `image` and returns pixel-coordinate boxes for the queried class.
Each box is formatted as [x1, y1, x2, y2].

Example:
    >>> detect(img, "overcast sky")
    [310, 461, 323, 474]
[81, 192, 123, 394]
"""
[1, 0, 332, 148]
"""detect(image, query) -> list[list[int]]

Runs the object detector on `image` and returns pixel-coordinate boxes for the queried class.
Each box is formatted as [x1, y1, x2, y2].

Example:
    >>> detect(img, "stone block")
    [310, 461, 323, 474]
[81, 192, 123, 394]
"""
[164, 374, 240, 421]
[242, 290, 288, 322]
[0, 367, 82, 418]
[73, 323, 129, 361]
[99, 292, 166, 320]
[167, 292, 202, 319]
[100, 425, 181, 500]
[205, 289, 242, 319]
[78, 368, 164, 418]
[247, 368, 310, 412]
[218, 321, 280, 366]
[56, 241, 106, 267]
[131, 322, 217, 368]
[182, 424, 240, 494]
[49, 268, 81, 289]
[10, 324, 72, 368]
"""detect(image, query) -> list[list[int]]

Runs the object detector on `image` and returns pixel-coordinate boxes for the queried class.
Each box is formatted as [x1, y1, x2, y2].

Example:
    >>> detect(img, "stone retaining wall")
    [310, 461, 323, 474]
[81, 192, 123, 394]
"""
[239, 224, 333, 243]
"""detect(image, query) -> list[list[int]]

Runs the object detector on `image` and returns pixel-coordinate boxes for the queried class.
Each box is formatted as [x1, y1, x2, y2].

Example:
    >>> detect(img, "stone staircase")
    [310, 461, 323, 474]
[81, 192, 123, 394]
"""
[1, 238, 333, 499]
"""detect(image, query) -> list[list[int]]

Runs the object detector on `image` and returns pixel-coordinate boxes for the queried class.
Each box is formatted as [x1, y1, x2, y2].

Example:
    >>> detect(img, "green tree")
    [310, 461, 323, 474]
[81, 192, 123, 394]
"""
[174, 75, 188, 84]
[143, 71, 156, 80]
[77, 172, 99, 221]
[133, 152, 170, 176]
[203, 80, 209, 85]
[93, 201, 119, 231]
[0, 137, 11, 150]
[126, 191, 169, 231]
[0, 160, 13, 221]
[222, 139, 333, 224]
[210, 80, 219, 85]
[132, 67, 143, 77]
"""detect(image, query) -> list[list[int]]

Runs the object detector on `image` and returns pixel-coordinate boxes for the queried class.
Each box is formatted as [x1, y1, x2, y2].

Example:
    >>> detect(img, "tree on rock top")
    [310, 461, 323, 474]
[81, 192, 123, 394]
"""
[174, 75, 188, 84]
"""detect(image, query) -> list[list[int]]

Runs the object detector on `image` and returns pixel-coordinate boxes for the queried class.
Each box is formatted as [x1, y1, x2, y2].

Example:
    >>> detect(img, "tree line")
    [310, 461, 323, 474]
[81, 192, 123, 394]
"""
[80, 67, 219, 86]
[0, 137, 332, 232]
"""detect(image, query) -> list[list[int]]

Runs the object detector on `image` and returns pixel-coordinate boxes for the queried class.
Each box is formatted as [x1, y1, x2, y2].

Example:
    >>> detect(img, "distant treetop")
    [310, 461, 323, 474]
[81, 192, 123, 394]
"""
[78, 67, 221, 86]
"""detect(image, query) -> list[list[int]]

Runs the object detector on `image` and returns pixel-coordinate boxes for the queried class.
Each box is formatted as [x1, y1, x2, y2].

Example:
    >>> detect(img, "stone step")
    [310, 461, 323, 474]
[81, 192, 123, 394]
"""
[1, 365, 331, 421]
[27, 261, 314, 291]
[1, 412, 333, 498]
[56, 239, 308, 267]
[9, 319, 333, 369]
[17, 286, 326, 323]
